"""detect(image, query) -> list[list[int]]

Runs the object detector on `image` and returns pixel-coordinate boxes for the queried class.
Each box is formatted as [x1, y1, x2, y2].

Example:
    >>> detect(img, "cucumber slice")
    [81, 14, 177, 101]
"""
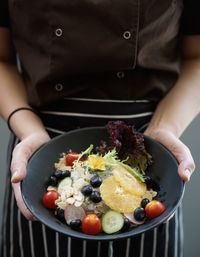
[102, 210, 124, 234]
[57, 177, 72, 194]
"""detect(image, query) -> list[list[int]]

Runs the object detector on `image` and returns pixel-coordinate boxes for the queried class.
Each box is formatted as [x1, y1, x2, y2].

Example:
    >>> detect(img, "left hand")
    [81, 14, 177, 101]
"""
[10, 131, 50, 220]
[144, 127, 195, 182]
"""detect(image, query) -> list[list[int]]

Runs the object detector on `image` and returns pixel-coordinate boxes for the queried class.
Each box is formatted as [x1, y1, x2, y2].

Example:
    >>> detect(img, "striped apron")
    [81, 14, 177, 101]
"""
[0, 98, 183, 257]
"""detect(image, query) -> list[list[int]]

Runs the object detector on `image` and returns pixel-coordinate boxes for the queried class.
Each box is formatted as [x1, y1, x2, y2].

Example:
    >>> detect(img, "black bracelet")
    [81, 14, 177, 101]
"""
[7, 107, 37, 132]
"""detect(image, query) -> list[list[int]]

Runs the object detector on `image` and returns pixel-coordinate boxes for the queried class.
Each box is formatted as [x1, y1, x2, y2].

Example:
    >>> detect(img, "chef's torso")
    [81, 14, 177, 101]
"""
[9, 0, 183, 106]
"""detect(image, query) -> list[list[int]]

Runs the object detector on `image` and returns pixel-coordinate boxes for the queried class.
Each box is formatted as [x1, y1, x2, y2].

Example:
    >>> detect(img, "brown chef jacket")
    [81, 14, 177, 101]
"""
[8, 0, 183, 107]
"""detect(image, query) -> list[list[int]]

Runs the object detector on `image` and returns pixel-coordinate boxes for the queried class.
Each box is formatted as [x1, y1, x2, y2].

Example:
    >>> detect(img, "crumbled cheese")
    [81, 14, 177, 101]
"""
[73, 178, 87, 191]
[47, 186, 57, 191]
[55, 199, 67, 210]
[73, 191, 84, 202]
[54, 155, 66, 170]
[66, 197, 75, 205]
[74, 201, 83, 207]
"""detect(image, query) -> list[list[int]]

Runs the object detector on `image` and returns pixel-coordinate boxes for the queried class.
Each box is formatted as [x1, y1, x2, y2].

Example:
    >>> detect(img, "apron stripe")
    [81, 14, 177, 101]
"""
[46, 127, 66, 135]
[82, 240, 87, 257]
[55, 232, 60, 257]
[152, 228, 158, 257]
[164, 221, 169, 257]
[42, 224, 49, 257]
[40, 110, 153, 119]
[125, 238, 131, 257]
[140, 234, 145, 257]
[67, 237, 71, 257]
[28, 221, 35, 257]
[178, 207, 184, 257]
[174, 212, 178, 257]
[64, 97, 150, 103]
[17, 209, 24, 257]
[9, 191, 14, 257]
[97, 241, 101, 257]
[108, 241, 114, 257]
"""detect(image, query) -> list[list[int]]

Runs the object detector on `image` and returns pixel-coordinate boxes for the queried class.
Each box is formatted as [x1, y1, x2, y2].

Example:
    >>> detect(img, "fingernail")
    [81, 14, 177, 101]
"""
[184, 169, 191, 181]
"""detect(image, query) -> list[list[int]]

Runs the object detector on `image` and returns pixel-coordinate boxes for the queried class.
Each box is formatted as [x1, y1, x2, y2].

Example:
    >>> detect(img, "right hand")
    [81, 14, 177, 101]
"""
[10, 131, 50, 220]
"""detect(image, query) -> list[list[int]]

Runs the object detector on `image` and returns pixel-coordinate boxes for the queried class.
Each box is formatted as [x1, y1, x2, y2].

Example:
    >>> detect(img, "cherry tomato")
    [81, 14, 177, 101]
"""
[65, 152, 80, 166]
[42, 191, 60, 209]
[82, 214, 101, 235]
[145, 200, 166, 219]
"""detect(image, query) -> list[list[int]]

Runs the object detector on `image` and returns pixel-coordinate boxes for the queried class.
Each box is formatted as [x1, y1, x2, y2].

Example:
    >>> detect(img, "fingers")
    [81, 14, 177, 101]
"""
[177, 147, 195, 182]
[144, 128, 195, 182]
[166, 137, 195, 181]
[10, 141, 35, 220]
[10, 132, 50, 183]
[12, 182, 34, 220]
[9, 133, 50, 220]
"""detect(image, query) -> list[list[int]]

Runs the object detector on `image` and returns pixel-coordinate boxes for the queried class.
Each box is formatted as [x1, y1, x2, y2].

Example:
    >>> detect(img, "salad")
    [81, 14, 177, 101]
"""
[42, 121, 166, 235]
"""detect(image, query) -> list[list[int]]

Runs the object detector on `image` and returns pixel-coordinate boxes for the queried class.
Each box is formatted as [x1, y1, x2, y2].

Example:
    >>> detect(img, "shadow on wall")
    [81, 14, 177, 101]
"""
[181, 114, 200, 257]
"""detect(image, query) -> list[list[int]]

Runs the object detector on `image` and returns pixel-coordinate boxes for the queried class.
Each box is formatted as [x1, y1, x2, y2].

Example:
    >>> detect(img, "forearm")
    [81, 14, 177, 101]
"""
[146, 58, 200, 138]
[0, 61, 48, 140]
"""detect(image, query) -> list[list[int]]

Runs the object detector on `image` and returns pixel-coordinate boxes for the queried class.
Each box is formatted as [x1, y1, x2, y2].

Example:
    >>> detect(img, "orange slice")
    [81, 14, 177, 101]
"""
[100, 176, 142, 213]
[112, 165, 147, 197]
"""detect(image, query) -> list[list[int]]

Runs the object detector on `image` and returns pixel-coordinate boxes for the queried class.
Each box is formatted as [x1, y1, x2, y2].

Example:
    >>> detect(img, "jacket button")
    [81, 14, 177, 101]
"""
[55, 28, 63, 37]
[117, 71, 125, 79]
[123, 31, 131, 40]
[55, 83, 63, 91]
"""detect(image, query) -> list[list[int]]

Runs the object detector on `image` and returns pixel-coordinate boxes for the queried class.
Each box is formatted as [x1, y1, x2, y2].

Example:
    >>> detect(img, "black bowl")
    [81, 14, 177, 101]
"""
[22, 127, 185, 241]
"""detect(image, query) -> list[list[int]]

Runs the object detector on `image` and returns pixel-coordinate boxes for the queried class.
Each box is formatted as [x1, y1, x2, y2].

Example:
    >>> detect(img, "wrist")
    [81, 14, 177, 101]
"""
[7, 107, 37, 131]
[7, 107, 48, 140]
[145, 122, 181, 139]
[145, 98, 185, 138]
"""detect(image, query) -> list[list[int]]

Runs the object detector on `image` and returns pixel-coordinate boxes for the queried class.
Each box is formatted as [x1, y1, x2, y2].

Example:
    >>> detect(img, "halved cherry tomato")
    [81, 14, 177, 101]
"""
[145, 200, 166, 219]
[42, 191, 60, 209]
[82, 214, 101, 235]
[65, 152, 80, 166]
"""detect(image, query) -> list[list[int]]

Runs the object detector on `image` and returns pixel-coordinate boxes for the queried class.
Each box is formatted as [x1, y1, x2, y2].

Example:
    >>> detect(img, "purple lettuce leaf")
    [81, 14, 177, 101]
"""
[98, 121, 152, 172]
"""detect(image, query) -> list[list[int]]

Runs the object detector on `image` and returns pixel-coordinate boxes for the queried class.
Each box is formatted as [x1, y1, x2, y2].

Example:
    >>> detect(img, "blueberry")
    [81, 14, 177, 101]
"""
[47, 175, 58, 186]
[69, 219, 82, 230]
[134, 207, 146, 222]
[141, 198, 150, 208]
[90, 175, 102, 188]
[81, 185, 93, 196]
[61, 170, 71, 178]
[90, 191, 102, 203]
[54, 170, 64, 179]
[121, 217, 131, 232]
[56, 209, 65, 222]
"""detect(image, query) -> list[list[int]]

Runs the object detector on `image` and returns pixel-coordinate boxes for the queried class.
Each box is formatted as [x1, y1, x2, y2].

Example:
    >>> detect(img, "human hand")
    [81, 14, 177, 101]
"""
[144, 127, 195, 182]
[10, 131, 50, 220]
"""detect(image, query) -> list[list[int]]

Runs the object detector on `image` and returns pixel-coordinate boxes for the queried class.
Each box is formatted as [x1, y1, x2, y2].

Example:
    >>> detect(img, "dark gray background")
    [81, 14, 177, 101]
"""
[0, 115, 200, 257]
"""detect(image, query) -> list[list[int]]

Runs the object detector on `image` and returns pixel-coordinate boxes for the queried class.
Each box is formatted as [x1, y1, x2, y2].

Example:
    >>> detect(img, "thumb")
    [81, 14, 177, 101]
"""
[10, 143, 32, 183]
[178, 158, 195, 182]
[11, 166, 26, 183]
[169, 140, 195, 182]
